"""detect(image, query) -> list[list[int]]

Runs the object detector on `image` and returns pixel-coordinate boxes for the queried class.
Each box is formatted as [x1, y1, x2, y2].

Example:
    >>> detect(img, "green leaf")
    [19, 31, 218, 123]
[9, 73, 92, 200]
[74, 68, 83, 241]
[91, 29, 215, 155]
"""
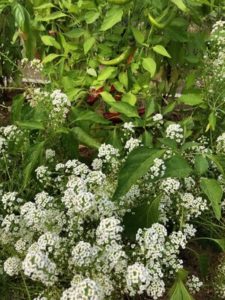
[42, 54, 62, 64]
[119, 71, 128, 89]
[165, 155, 192, 178]
[200, 178, 223, 220]
[171, 0, 188, 12]
[34, 3, 56, 10]
[36, 11, 67, 22]
[87, 68, 97, 77]
[169, 279, 194, 300]
[71, 127, 100, 149]
[131, 27, 145, 44]
[71, 108, 110, 125]
[122, 92, 137, 106]
[84, 11, 100, 24]
[208, 111, 216, 131]
[142, 57, 157, 77]
[16, 121, 44, 130]
[114, 147, 165, 200]
[196, 237, 225, 252]
[11, 95, 24, 123]
[41, 35, 61, 49]
[12, 3, 25, 29]
[194, 155, 209, 175]
[98, 67, 117, 81]
[100, 7, 123, 31]
[179, 93, 203, 106]
[84, 37, 95, 54]
[147, 194, 161, 225]
[153, 45, 171, 58]
[206, 154, 225, 176]
[23, 141, 45, 189]
[101, 91, 139, 118]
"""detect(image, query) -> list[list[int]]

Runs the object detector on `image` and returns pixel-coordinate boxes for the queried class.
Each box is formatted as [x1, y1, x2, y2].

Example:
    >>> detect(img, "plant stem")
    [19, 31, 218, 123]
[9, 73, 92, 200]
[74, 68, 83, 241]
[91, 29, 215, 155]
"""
[21, 272, 31, 300]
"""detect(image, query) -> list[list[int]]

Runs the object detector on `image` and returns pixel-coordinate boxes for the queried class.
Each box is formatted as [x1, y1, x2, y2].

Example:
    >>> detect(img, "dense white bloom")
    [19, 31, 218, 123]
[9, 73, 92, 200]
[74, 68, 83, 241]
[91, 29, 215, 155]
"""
[216, 133, 225, 153]
[180, 193, 208, 220]
[1, 192, 23, 213]
[61, 279, 104, 300]
[124, 137, 141, 153]
[45, 148, 56, 161]
[153, 114, 163, 123]
[22, 244, 58, 286]
[148, 158, 166, 179]
[160, 178, 180, 194]
[96, 217, 123, 245]
[166, 124, 183, 143]
[123, 122, 135, 133]
[4, 256, 22, 276]
[126, 263, 150, 296]
[186, 275, 203, 294]
[70, 241, 97, 267]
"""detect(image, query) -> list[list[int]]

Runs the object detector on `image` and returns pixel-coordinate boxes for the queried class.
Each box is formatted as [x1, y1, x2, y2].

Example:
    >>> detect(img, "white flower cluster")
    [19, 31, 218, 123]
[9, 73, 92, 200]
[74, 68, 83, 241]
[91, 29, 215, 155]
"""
[148, 158, 166, 179]
[49, 90, 71, 126]
[186, 275, 203, 294]
[61, 278, 104, 300]
[124, 137, 141, 153]
[0, 130, 211, 299]
[179, 193, 208, 220]
[21, 58, 43, 72]
[1, 191, 23, 213]
[166, 124, 184, 143]
[4, 256, 22, 276]
[216, 133, 225, 153]
[24, 87, 50, 108]
[160, 178, 180, 194]
[22, 243, 58, 286]
[45, 148, 55, 161]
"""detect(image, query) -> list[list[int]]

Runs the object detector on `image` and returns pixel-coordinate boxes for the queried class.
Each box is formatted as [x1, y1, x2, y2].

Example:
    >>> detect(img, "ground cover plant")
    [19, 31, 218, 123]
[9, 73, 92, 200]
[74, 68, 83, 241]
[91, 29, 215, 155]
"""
[1, 0, 225, 299]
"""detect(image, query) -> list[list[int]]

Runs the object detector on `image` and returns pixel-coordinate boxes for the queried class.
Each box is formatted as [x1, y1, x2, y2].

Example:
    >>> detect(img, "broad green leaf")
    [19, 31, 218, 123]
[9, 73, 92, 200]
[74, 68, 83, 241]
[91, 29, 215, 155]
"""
[208, 111, 216, 131]
[87, 68, 97, 77]
[169, 279, 194, 300]
[122, 92, 137, 106]
[165, 155, 192, 178]
[71, 108, 110, 125]
[64, 29, 86, 39]
[100, 7, 123, 31]
[34, 3, 56, 9]
[171, 0, 188, 12]
[113, 147, 165, 200]
[12, 3, 25, 29]
[147, 194, 161, 225]
[98, 67, 117, 81]
[11, 95, 24, 123]
[41, 35, 61, 49]
[179, 93, 203, 106]
[36, 11, 67, 22]
[194, 155, 209, 175]
[84, 37, 95, 54]
[101, 91, 139, 118]
[142, 131, 153, 147]
[153, 45, 171, 58]
[84, 11, 100, 24]
[131, 27, 145, 44]
[23, 141, 45, 189]
[196, 237, 225, 252]
[71, 127, 100, 149]
[200, 178, 223, 220]
[16, 121, 44, 130]
[207, 154, 225, 176]
[142, 57, 156, 77]
[42, 54, 62, 64]
[119, 71, 128, 89]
